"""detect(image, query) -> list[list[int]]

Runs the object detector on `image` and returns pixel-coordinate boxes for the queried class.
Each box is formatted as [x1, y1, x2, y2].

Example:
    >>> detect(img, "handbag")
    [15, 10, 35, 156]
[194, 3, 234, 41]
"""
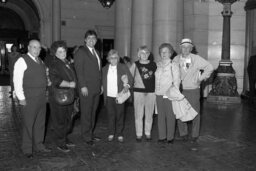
[53, 88, 75, 105]
[166, 63, 184, 101]
[116, 89, 131, 104]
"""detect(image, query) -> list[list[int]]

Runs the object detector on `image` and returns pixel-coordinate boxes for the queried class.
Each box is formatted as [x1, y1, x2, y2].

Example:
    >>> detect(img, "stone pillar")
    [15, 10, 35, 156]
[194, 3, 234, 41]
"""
[52, 0, 61, 42]
[114, 0, 132, 58]
[152, 0, 183, 62]
[208, 0, 240, 103]
[130, 0, 153, 62]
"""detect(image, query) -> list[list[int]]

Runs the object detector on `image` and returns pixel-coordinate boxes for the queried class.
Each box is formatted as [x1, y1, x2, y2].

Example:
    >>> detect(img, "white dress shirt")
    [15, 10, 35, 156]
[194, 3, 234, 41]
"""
[13, 53, 39, 100]
[87, 46, 101, 70]
[107, 65, 118, 97]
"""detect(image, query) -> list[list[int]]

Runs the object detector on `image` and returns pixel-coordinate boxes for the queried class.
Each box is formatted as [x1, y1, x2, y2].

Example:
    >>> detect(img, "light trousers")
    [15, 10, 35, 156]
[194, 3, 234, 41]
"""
[134, 92, 156, 137]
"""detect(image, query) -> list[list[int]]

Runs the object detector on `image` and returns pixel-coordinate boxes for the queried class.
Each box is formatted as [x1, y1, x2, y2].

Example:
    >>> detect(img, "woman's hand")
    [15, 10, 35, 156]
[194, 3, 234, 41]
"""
[69, 81, 76, 88]
[81, 87, 88, 96]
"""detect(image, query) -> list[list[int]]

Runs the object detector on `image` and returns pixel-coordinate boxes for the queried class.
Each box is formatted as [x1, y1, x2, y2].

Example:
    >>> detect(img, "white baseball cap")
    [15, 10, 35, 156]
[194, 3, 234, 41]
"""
[180, 38, 193, 46]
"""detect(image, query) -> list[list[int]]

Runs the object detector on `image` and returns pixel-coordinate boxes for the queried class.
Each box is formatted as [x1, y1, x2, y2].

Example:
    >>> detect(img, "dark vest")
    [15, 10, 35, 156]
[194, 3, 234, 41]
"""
[22, 54, 47, 98]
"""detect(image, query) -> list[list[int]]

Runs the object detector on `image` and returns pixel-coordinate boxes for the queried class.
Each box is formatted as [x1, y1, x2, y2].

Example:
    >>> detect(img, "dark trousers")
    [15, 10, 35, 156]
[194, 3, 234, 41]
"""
[177, 89, 200, 138]
[106, 97, 125, 136]
[80, 93, 100, 141]
[156, 96, 176, 141]
[249, 77, 256, 98]
[21, 95, 46, 154]
[49, 98, 73, 147]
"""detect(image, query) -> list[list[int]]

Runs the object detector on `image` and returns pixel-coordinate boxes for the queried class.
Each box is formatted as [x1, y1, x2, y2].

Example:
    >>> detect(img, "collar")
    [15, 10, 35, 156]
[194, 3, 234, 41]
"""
[27, 53, 39, 60]
[180, 55, 191, 63]
[87, 46, 94, 53]
[109, 65, 117, 69]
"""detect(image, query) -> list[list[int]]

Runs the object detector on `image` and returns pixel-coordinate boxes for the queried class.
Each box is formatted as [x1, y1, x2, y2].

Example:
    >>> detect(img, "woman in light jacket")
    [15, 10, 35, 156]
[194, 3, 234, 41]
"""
[155, 43, 180, 144]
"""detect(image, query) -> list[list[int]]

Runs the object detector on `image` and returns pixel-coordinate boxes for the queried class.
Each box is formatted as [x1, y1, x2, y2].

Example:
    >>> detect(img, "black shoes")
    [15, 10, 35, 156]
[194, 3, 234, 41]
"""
[136, 137, 142, 142]
[85, 140, 94, 145]
[57, 145, 70, 153]
[35, 147, 51, 153]
[175, 135, 189, 142]
[167, 140, 174, 144]
[66, 140, 76, 147]
[190, 137, 198, 143]
[145, 135, 152, 141]
[92, 136, 101, 142]
[158, 139, 167, 144]
[24, 153, 33, 159]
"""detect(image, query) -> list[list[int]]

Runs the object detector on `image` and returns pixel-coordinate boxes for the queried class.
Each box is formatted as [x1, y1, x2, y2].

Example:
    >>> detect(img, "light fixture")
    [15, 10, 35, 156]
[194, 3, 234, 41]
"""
[98, 0, 115, 9]
[1, 0, 7, 3]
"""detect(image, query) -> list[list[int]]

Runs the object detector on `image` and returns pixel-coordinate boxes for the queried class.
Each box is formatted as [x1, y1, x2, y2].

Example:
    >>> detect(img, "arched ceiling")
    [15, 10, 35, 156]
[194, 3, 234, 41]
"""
[0, 0, 40, 31]
[0, 7, 25, 30]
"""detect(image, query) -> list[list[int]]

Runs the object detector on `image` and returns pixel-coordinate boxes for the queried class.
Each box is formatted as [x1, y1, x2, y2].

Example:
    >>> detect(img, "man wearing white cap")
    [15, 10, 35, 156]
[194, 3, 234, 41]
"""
[173, 38, 213, 143]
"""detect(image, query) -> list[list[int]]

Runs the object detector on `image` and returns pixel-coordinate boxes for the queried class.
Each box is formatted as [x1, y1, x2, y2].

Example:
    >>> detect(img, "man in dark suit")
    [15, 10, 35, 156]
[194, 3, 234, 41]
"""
[247, 55, 256, 103]
[74, 30, 102, 145]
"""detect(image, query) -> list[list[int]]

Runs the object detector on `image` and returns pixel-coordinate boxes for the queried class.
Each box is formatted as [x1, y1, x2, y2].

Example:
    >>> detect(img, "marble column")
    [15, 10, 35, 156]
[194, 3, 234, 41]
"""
[130, 0, 153, 62]
[52, 0, 61, 42]
[152, 0, 183, 62]
[114, 0, 132, 58]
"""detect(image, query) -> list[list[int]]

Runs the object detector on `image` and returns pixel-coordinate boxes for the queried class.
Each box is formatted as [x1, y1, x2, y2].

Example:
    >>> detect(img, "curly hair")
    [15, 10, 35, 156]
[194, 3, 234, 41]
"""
[158, 43, 174, 55]
[50, 40, 67, 56]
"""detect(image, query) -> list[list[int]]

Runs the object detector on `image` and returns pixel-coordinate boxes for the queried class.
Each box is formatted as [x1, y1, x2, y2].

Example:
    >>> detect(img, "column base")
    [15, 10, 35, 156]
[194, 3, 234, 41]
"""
[208, 60, 240, 103]
[207, 95, 241, 104]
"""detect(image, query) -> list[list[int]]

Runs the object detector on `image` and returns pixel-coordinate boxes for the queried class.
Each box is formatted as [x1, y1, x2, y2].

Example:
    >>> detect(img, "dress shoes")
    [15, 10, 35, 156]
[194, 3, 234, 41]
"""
[92, 136, 101, 142]
[175, 135, 188, 142]
[136, 136, 142, 143]
[57, 145, 70, 153]
[35, 147, 51, 153]
[157, 139, 167, 144]
[146, 135, 152, 141]
[24, 153, 33, 159]
[66, 139, 76, 147]
[167, 140, 174, 144]
[85, 140, 94, 146]
[190, 137, 198, 143]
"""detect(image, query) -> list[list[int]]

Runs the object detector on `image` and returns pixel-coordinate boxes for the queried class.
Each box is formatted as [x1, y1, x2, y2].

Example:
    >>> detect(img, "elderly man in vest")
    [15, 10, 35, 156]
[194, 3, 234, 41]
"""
[173, 38, 213, 143]
[13, 39, 51, 158]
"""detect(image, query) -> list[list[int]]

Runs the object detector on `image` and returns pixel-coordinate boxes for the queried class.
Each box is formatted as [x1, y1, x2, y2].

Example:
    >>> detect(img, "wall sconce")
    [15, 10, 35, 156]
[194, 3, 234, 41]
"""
[98, 0, 115, 9]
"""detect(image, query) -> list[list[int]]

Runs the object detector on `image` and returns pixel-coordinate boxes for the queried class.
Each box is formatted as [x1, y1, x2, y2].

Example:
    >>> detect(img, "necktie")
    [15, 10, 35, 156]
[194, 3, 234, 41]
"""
[92, 48, 97, 57]
[92, 49, 100, 70]
[35, 57, 40, 64]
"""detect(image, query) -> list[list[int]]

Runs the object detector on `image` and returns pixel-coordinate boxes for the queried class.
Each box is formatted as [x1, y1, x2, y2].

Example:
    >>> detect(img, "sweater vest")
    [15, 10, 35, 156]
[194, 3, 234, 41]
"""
[22, 54, 47, 98]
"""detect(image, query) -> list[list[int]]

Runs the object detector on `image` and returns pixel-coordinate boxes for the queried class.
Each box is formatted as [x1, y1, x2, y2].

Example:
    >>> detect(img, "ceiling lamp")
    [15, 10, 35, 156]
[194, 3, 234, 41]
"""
[1, 0, 7, 3]
[98, 0, 115, 9]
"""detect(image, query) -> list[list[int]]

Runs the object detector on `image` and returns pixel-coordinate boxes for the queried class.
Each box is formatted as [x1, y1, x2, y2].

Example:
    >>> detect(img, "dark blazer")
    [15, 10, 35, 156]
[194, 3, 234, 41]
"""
[48, 57, 77, 96]
[248, 55, 256, 79]
[102, 63, 133, 104]
[74, 45, 102, 94]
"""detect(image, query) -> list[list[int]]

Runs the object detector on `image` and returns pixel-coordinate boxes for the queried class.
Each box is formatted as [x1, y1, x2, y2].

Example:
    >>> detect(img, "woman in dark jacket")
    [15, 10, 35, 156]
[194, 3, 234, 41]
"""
[48, 41, 77, 152]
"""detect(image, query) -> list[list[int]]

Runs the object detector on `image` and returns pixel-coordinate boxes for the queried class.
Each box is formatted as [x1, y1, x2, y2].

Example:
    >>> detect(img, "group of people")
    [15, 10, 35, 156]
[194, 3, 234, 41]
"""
[12, 29, 213, 159]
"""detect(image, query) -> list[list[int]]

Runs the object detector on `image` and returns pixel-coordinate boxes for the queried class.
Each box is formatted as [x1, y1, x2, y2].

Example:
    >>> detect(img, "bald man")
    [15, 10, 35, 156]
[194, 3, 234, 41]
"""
[13, 40, 51, 158]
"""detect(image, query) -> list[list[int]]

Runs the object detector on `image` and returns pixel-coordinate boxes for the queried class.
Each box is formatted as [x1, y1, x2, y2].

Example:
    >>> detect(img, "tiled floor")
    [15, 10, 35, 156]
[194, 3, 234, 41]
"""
[1, 84, 256, 170]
